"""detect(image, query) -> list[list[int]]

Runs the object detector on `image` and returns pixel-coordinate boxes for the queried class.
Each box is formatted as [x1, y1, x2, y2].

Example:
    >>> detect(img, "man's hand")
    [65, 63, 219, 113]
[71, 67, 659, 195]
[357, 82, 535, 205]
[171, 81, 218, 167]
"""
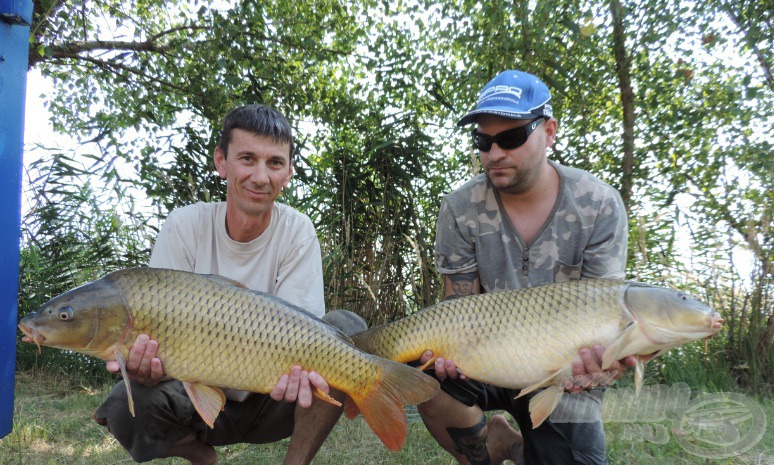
[419, 350, 469, 381]
[106, 334, 165, 387]
[270, 365, 330, 408]
[567, 345, 640, 393]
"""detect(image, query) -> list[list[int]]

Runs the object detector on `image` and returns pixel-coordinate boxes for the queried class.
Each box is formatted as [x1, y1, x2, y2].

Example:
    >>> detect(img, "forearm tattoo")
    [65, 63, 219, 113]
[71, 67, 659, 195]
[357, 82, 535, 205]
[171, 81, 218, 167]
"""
[445, 272, 478, 300]
[447, 415, 491, 465]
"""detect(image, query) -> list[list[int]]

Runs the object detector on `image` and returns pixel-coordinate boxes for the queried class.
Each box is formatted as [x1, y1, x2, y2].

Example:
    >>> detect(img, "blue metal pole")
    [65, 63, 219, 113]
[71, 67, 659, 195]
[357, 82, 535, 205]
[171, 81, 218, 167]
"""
[0, 0, 33, 438]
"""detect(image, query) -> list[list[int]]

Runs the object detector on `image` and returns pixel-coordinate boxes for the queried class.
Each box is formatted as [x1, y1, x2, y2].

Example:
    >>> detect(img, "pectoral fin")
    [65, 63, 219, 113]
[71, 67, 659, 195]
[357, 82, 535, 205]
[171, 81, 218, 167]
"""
[182, 382, 226, 429]
[634, 357, 646, 396]
[114, 351, 135, 417]
[528, 385, 563, 428]
[601, 322, 640, 370]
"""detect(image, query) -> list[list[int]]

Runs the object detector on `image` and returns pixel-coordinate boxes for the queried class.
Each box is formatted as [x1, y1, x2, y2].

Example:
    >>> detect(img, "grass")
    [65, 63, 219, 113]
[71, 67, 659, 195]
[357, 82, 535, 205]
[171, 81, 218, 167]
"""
[2, 371, 772, 464]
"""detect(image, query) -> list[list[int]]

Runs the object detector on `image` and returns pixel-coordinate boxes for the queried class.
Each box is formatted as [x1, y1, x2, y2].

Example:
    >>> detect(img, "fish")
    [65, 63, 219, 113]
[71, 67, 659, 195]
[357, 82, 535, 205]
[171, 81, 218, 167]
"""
[18, 267, 439, 451]
[351, 278, 723, 428]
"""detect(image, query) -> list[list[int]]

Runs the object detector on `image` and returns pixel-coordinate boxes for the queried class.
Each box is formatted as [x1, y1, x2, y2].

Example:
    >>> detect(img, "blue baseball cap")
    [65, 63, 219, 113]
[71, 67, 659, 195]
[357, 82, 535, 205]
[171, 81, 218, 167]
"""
[457, 70, 553, 127]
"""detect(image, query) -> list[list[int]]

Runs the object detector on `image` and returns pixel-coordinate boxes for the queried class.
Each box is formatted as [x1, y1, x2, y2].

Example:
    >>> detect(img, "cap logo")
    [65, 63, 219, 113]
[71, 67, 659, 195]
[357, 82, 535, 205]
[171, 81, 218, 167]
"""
[478, 85, 523, 105]
[456, 70, 552, 127]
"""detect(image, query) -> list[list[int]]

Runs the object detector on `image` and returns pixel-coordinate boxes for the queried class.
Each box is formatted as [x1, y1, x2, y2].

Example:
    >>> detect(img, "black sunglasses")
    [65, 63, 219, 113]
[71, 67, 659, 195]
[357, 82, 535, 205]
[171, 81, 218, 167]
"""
[471, 116, 546, 152]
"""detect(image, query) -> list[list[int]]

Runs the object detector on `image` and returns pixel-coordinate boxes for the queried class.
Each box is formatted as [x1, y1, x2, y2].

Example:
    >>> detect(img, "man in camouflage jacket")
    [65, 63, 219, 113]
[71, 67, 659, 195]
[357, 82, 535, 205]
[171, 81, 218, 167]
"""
[417, 70, 631, 465]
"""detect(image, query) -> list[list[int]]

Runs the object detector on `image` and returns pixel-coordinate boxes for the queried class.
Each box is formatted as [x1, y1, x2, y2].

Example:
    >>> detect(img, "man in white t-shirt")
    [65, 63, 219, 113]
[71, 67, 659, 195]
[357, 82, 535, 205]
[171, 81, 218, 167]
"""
[93, 104, 366, 465]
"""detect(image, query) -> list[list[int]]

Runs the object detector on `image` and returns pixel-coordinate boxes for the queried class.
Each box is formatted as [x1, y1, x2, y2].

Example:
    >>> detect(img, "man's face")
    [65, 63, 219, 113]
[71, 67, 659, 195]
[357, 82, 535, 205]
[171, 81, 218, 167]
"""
[476, 114, 556, 195]
[214, 128, 292, 220]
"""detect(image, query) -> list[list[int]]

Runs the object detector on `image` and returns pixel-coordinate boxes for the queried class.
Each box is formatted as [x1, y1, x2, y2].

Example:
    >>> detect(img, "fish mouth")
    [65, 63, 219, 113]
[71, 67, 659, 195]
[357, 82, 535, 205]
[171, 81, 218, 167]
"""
[18, 323, 44, 353]
[704, 314, 723, 346]
[711, 314, 724, 333]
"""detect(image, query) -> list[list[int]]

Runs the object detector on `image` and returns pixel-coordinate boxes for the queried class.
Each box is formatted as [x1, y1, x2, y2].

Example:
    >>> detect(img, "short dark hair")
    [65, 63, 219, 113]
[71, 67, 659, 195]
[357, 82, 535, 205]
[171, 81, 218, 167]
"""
[218, 104, 294, 159]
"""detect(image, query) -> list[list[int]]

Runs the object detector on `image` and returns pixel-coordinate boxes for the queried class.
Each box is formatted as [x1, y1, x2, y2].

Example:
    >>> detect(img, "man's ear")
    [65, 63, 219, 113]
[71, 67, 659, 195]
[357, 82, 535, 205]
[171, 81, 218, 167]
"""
[544, 118, 558, 147]
[214, 146, 227, 179]
[284, 158, 294, 188]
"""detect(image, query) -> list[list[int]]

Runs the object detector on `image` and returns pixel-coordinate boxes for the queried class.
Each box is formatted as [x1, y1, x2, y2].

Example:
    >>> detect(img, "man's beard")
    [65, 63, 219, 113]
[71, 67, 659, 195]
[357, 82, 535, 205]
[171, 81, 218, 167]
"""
[485, 162, 542, 195]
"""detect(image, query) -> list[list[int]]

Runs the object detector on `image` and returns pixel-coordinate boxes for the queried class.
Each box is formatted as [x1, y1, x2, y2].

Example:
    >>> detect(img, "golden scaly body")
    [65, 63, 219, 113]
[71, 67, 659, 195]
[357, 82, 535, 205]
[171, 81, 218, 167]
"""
[111, 268, 379, 395]
[355, 279, 627, 388]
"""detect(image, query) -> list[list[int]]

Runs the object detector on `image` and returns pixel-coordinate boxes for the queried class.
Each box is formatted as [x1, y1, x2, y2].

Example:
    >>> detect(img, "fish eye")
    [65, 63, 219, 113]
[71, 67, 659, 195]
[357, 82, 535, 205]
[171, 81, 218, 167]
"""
[57, 306, 73, 321]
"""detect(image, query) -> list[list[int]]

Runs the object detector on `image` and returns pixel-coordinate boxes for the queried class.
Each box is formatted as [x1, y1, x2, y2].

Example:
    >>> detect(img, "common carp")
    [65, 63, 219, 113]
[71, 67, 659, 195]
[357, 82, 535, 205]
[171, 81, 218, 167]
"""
[18, 267, 439, 451]
[351, 279, 723, 427]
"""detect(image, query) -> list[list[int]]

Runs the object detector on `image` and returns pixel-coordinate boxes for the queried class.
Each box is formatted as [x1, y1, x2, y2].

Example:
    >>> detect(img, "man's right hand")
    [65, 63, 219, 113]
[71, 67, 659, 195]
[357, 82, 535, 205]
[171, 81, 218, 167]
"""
[270, 365, 332, 408]
[420, 350, 468, 381]
[106, 334, 166, 387]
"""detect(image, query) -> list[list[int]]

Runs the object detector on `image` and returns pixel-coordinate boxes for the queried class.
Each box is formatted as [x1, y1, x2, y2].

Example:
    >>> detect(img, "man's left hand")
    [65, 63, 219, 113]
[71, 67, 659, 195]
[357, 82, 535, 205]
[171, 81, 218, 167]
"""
[270, 365, 330, 408]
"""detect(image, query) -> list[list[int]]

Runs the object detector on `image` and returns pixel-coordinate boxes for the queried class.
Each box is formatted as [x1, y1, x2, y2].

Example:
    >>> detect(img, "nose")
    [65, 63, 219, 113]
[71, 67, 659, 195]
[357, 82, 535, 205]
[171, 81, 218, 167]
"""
[250, 162, 270, 185]
[486, 143, 507, 161]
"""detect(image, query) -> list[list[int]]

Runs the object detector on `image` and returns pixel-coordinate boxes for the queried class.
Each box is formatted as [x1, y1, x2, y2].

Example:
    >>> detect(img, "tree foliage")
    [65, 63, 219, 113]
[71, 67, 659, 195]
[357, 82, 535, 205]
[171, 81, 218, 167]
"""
[20, 0, 773, 391]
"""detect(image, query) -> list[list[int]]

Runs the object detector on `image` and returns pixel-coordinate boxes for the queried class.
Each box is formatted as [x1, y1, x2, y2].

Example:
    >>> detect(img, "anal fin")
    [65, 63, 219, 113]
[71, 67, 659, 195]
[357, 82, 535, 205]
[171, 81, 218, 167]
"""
[417, 356, 437, 372]
[183, 382, 226, 429]
[313, 386, 343, 407]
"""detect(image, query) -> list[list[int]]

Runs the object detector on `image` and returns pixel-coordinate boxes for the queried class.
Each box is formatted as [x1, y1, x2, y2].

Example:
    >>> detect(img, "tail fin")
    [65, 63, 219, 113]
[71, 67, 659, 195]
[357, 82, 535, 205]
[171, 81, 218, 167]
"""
[352, 357, 439, 451]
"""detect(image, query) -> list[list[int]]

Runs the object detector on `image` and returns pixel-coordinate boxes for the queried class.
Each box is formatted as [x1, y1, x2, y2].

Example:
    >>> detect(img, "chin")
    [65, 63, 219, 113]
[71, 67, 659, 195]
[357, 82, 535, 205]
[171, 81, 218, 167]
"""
[488, 177, 522, 193]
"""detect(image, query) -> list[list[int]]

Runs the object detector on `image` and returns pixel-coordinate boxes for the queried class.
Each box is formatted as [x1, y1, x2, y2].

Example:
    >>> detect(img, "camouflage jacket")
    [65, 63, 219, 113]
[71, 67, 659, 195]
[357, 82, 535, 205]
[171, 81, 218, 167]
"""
[435, 160, 628, 292]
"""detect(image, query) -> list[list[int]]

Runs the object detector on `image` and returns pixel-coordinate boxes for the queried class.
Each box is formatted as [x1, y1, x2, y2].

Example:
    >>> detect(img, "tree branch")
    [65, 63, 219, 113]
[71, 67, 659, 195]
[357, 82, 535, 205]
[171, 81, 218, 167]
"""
[722, 4, 774, 91]
[46, 53, 202, 99]
[30, 39, 172, 68]
[28, 24, 211, 68]
[609, 0, 636, 212]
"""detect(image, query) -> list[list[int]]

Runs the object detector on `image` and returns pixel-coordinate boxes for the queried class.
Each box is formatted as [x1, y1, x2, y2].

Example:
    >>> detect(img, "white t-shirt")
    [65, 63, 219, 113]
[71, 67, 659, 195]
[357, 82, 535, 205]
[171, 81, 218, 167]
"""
[149, 201, 325, 317]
